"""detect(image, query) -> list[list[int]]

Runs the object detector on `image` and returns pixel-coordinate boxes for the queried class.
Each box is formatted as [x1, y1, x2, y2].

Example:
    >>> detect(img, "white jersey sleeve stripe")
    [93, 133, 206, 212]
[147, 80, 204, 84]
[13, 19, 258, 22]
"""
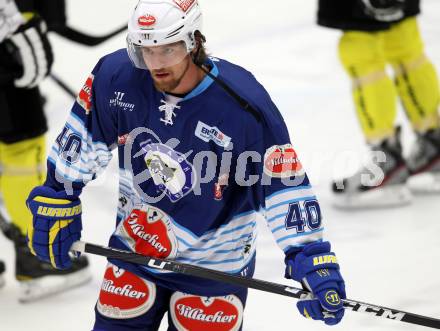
[265, 185, 312, 202]
[276, 228, 324, 244]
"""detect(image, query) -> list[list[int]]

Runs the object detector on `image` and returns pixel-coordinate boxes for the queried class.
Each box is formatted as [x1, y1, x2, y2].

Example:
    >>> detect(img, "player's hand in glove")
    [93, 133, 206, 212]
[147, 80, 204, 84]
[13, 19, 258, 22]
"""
[0, 0, 24, 42]
[359, 0, 406, 22]
[286, 241, 346, 325]
[3, 14, 53, 88]
[26, 186, 82, 270]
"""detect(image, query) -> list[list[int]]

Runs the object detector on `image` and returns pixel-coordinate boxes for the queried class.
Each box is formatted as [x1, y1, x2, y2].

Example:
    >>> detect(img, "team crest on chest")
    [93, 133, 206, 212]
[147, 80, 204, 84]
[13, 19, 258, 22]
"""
[143, 143, 196, 202]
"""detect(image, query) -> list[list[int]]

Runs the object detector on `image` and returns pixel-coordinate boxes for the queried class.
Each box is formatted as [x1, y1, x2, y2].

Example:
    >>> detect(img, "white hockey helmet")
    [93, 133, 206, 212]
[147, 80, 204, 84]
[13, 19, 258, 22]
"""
[127, 0, 203, 70]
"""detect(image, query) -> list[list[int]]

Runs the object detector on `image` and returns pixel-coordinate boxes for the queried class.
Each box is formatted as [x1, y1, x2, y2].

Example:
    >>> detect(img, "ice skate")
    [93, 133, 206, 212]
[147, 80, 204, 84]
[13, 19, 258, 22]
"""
[14, 234, 92, 303]
[406, 128, 440, 193]
[0, 260, 5, 289]
[332, 129, 412, 209]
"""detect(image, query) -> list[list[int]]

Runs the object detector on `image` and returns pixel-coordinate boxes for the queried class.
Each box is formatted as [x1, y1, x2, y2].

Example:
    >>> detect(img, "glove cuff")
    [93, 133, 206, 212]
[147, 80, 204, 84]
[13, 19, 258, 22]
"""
[28, 185, 80, 202]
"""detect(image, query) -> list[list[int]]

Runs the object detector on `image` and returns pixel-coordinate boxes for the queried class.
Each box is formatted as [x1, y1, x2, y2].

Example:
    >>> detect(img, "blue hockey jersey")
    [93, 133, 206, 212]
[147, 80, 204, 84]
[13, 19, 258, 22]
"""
[46, 49, 324, 296]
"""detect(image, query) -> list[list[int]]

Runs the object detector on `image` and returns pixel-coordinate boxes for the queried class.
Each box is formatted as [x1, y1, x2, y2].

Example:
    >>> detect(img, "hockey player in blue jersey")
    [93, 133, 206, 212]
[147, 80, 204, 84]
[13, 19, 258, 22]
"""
[26, 0, 346, 329]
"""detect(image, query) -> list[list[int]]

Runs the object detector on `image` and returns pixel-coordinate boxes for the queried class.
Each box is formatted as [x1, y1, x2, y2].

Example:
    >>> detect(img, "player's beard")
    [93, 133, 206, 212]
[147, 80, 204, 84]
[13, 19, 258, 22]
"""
[151, 56, 191, 93]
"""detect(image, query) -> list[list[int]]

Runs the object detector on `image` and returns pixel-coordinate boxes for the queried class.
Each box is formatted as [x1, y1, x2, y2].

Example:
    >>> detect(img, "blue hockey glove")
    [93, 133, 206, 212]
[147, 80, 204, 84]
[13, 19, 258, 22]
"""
[286, 241, 346, 325]
[26, 186, 82, 269]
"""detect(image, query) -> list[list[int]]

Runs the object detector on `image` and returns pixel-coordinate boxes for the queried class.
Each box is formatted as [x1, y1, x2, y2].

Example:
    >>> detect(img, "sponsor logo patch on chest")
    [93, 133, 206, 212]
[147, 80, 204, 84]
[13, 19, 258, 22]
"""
[195, 121, 231, 149]
[116, 205, 178, 259]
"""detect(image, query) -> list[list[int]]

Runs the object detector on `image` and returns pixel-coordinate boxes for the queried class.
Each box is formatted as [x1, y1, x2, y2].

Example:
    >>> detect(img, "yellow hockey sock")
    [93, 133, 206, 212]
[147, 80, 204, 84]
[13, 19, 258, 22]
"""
[384, 17, 440, 133]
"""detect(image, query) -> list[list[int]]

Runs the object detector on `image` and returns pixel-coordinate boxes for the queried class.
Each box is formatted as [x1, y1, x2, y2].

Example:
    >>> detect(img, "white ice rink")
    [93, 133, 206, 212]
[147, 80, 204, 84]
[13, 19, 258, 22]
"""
[1, 0, 439, 330]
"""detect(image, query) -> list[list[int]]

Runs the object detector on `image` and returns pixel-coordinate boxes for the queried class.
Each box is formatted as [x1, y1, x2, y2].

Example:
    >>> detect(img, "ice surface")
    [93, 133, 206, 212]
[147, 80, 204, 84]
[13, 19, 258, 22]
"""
[1, 0, 439, 330]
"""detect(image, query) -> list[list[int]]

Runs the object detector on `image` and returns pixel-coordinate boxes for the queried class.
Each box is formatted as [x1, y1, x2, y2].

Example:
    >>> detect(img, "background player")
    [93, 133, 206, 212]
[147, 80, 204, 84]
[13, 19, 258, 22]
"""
[318, 0, 440, 208]
[0, 0, 90, 301]
[26, 0, 346, 329]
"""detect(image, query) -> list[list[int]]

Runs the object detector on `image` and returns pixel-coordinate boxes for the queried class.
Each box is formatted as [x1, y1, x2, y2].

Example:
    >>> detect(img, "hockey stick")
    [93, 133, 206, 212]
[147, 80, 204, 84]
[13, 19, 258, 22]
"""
[52, 24, 127, 47]
[72, 241, 440, 330]
[0, 207, 21, 242]
[48, 24, 127, 97]
[0, 207, 10, 235]
[49, 72, 77, 98]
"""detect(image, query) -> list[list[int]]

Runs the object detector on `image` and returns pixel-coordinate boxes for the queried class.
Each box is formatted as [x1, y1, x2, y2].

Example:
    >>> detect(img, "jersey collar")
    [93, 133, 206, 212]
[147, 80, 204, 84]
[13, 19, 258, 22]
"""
[182, 58, 219, 101]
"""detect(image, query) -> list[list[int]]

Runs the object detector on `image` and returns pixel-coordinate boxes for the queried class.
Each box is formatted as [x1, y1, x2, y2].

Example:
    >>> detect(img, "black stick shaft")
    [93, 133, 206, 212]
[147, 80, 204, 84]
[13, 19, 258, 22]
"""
[0, 208, 10, 234]
[49, 73, 76, 98]
[48, 23, 127, 97]
[72, 241, 440, 330]
[0, 208, 22, 242]
[53, 25, 127, 47]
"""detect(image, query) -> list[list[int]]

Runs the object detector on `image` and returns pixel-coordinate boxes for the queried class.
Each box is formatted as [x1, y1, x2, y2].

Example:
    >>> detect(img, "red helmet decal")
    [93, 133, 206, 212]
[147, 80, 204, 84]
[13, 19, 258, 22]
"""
[170, 293, 243, 331]
[173, 0, 196, 13]
[117, 206, 178, 259]
[138, 14, 156, 28]
[264, 144, 303, 178]
[97, 263, 156, 319]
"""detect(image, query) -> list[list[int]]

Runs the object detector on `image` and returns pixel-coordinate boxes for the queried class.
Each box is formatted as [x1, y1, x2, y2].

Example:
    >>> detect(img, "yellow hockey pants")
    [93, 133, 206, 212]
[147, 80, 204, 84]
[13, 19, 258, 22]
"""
[339, 17, 440, 143]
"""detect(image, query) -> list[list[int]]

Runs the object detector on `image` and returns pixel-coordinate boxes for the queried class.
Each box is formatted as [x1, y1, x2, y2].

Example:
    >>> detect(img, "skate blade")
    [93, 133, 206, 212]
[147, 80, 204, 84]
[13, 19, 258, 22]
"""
[407, 172, 440, 194]
[332, 184, 412, 210]
[18, 267, 92, 303]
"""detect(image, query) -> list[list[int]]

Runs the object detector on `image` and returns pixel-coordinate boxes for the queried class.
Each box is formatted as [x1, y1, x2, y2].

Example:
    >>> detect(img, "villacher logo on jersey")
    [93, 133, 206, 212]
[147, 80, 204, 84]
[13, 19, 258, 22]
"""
[101, 280, 147, 300]
[176, 305, 237, 323]
[126, 217, 169, 255]
[109, 91, 136, 111]
[170, 294, 243, 331]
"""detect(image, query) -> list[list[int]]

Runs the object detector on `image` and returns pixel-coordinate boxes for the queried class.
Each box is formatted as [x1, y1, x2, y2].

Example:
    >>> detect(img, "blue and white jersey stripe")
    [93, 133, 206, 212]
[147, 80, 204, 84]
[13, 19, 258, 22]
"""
[173, 211, 257, 272]
[116, 169, 258, 273]
[48, 111, 113, 184]
[264, 186, 324, 252]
